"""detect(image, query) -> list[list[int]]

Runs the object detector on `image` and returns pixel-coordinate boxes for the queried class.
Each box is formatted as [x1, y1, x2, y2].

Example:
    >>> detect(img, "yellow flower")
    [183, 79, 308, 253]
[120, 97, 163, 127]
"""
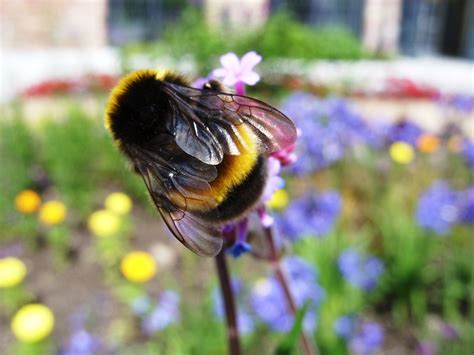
[417, 133, 439, 153]
[389, 141, 415, 164]
[11, 304, 54, 343]
[105, 192, 132, 215]
[120, 251, 157, 283]
[15, 190, 41, 213]
[267, 189, 289, 210]
[88, 209, 121, 237]
[0, 257, 27, 288]
[38, 200, 67, 225]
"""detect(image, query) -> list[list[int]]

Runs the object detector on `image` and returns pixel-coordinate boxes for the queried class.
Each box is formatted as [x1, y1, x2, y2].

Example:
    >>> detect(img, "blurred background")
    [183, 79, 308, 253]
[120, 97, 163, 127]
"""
[0, 0, 473, 354]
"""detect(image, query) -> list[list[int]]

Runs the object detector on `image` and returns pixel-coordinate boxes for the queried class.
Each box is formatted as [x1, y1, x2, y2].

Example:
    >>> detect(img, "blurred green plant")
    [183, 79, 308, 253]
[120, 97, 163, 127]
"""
[0, 106, 36, 236]
[120, 9, 365, 74]
[37, 106, 100, 216]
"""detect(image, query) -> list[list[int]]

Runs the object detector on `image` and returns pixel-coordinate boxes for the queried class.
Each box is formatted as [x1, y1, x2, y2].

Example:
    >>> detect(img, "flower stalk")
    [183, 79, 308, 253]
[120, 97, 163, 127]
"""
[215, 244, 241, 355]
[263, 224, 317, 355]
[213, 52, 314, 355]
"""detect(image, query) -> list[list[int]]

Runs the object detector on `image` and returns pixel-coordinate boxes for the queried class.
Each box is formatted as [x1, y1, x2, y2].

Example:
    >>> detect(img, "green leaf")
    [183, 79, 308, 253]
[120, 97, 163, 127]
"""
[274, 301, 311, 355]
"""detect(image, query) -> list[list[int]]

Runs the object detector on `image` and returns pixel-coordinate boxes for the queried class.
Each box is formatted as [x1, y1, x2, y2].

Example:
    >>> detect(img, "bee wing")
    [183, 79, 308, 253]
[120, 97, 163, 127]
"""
[126, 144, 223, 257]
[163, 82, 297, 164]
[157, 207, 222, 257]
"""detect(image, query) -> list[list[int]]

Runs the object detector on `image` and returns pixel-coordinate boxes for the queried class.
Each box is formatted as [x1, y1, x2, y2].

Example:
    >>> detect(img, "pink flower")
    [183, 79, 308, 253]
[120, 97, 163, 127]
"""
[260, 157, 285, 203]
[212, 51, 262, 87]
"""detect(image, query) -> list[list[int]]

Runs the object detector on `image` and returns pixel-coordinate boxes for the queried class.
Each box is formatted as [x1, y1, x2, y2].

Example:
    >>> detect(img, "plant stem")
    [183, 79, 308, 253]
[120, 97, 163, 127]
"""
[215, 249, 241, 355]
[235, 81, 245, 96]
[263, 225, 318, 355]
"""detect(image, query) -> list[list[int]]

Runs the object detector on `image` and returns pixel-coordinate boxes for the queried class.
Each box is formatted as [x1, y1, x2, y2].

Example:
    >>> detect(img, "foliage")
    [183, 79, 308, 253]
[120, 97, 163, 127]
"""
[0, 106, 36, 233]
[121, 9, 365, 73]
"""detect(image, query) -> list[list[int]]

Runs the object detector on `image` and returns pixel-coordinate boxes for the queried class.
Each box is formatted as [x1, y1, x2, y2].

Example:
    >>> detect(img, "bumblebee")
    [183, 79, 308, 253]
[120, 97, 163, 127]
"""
[105, 69, 296, 256]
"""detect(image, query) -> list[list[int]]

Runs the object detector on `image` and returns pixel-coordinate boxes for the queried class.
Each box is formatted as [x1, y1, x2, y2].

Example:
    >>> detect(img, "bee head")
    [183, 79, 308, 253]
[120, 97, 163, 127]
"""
[105, 69, 171, 144]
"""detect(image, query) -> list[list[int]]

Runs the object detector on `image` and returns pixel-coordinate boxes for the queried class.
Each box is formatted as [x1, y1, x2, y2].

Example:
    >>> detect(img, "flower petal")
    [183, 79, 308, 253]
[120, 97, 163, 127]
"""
[222, 75, 238, 87]
[240, 51, 262, 72]
[220, 52, 240, 71]
[240, 71, 260, 86]
[211, 68, 228, 79]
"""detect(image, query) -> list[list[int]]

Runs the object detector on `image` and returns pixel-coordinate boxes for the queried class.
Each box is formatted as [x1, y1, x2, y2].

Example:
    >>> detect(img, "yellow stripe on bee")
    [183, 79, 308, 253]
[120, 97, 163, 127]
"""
[208, 124, 259, 204]
[166, 124, 259, 213]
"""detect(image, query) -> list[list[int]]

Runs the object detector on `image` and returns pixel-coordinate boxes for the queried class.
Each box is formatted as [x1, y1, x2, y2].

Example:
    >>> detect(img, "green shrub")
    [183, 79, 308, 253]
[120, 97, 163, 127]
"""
[37, 105, 147, 218]
[240, 12, 364, 60]
[38, 106, 100, 216]
[0, 106, 36, 232]
[120, 9, 365, 74]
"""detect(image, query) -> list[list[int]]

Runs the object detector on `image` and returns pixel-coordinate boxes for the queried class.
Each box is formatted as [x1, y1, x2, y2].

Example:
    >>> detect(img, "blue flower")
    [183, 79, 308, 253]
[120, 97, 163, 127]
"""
[338, 249, 384, 291]
[277, 190, 342, 240]
[280, 93, 372, 174]
[142, 290, 180, 335]
[251, 256, 324, 333]
[458, 187, 474, 223]
[384, 120, 422, 146]
[213, 278, 255, 335]
[349, 322, 384, 355]
[449, 94, 474, 113]
[225, 219, 252, 258]
[333, 315, 356, 340]
[60, 329, 102, 355]
[334, 315, 384, 354]
[462, 139, 474, 170]
[416, 181, 461, 235]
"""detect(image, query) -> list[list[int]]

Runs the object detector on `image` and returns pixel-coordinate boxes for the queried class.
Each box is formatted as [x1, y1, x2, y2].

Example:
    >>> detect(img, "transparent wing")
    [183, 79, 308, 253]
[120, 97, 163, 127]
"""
[125, 143, 223, 257]
[158, 207, 222, 257]
[163, 82, 297, 165]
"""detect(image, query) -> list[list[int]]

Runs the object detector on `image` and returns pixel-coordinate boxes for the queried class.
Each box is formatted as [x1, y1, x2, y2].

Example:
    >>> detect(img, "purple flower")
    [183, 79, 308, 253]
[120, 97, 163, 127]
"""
[440, 322, 459, 340]
[462, 139, 474, 170]
[60, 329, 102, 355]
[251, 256, 324, 333]
[416, 341, 437, 355]
[338, 249, 384, 291]
[211, 51, 262, 87]
[384, 120, 422, 146]
[349, 322, 384, 355]
[277, 190, 342, 240]
[213, 278, 255, 335]
[458, 186, 474, 223]
[334, 316, 384, 355]
[280, 93, 372, 174]
[416, 181, 461, 235]
[448, 94, 474, 113]
[191, 77, 208, 89]
[334, 315, 356, 340]
[142, 290, 180, 334]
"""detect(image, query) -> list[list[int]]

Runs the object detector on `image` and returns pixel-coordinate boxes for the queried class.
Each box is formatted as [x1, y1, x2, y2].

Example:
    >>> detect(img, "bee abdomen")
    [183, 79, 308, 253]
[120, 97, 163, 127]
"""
[198, 156, 267, 222]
